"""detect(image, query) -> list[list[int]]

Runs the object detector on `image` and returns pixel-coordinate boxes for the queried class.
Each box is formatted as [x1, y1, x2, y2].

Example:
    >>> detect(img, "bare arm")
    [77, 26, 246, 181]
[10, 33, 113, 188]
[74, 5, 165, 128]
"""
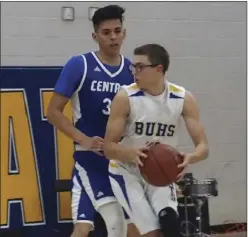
[182, 91, 209, 164]
[47, 92, 88, 145]
[46, 56, 103, 151]
[103, 89, 132, 161]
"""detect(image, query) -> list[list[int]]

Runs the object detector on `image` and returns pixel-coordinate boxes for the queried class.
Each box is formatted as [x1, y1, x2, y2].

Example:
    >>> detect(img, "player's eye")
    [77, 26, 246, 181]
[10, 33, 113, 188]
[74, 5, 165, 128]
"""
[131, 63, 142, 72]
[102, 31, 110, 35]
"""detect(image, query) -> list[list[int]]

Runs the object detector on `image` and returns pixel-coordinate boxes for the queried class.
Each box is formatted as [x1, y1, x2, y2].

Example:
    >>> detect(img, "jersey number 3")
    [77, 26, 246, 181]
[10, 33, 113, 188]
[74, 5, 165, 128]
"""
[102, 98, 112, 115]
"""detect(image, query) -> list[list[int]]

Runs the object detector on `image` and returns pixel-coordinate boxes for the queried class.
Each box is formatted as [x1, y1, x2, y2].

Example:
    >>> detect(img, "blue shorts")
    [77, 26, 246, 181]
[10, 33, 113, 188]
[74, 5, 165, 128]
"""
[71, 166, 96, 225]
[73, 151, 116, 208]
[72, 151, 129, 224]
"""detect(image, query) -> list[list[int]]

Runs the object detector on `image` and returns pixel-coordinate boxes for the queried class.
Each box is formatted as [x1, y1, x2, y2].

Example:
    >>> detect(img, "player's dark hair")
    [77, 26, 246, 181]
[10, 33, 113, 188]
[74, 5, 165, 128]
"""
[92, 5, 125, 31]
[134, 44, 170, 74]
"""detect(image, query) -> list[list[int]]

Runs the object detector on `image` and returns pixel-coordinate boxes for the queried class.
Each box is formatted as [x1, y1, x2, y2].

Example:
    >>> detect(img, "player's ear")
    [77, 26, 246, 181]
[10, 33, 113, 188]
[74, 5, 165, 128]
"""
[92, 32, 98, 43]
[156, 65, 164, 73]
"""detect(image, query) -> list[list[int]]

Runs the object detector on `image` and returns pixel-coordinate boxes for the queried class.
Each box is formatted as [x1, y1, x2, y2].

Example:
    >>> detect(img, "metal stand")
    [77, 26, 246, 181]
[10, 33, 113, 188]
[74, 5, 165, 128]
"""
[192, 197, 210, 237]
[177, 175, 218, 237]
[184, 197, 190, 237]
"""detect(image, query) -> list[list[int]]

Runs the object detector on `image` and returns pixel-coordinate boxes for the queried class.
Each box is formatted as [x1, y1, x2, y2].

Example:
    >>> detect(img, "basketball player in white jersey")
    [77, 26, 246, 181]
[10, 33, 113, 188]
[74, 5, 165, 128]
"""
[103, 44, 209, 237]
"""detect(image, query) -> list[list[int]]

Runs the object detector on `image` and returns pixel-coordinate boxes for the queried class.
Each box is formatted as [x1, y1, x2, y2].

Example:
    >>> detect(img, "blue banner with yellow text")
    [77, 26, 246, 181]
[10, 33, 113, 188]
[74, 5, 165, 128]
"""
[0, 67, 75, 237]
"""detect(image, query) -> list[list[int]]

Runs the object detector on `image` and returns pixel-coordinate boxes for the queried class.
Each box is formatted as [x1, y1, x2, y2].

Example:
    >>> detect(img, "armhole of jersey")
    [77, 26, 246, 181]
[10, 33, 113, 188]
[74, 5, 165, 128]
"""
[74, 54, 87, 94]
[124, 86, 133, 121]
[168, 81, 186, 116]
[119, 85, 131, 119]
[179, 89, 186, 115]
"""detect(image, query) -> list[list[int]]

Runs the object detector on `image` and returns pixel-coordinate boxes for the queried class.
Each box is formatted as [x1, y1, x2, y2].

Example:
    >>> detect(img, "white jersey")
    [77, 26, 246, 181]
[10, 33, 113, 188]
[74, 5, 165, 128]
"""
[120, 81, 185, 150]
[109, 81, 186, 233]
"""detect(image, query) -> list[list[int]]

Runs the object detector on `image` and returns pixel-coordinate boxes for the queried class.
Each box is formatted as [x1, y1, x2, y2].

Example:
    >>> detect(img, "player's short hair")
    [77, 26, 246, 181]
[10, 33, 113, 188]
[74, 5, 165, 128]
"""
[92, 5, 125, 31]
[134, 44, 170, 74]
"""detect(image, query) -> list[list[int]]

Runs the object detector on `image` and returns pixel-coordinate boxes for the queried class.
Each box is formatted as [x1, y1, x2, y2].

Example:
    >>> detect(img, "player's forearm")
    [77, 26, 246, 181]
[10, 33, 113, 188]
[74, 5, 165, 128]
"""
[47, 109, 87, 144]
[104, 142, 130, 161]
[190, 142, 209, 164]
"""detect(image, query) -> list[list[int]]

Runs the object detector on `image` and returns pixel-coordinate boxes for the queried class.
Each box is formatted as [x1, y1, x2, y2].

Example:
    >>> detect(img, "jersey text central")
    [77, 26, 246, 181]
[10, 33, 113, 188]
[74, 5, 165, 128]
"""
[91, 81, 121, 93]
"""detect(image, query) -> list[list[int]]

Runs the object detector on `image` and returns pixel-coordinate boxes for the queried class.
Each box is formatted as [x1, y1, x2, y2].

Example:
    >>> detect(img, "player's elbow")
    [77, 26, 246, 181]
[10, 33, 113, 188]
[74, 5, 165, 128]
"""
[46, 105, 60, 125]
[200, 141, 209, 160]
[204, 143, 209, 159]
[46, 106, 53, 123]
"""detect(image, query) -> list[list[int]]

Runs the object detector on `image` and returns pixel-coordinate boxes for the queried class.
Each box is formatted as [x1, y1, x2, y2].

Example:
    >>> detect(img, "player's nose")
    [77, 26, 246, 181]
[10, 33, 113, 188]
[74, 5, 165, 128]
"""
[110, 32, 117, 40]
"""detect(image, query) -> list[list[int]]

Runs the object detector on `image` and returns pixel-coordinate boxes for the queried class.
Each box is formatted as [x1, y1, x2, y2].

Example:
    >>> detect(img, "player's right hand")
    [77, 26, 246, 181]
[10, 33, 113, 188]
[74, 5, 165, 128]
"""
[82, 136, 104, 155]
[127, 146, 149, 167]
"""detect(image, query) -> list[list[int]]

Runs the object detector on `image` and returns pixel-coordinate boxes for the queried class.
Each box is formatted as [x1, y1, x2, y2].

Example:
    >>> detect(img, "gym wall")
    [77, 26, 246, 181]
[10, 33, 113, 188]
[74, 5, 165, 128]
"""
[1, 1, 246, 226]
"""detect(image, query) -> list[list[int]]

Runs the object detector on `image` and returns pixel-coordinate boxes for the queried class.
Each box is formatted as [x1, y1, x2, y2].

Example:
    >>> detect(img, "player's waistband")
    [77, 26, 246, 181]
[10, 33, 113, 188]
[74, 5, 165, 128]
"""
[109, 160, 137, 169]
[75, 145, 103, 153]
[75, 144, 88, 151]
[109, 160, 119, 167]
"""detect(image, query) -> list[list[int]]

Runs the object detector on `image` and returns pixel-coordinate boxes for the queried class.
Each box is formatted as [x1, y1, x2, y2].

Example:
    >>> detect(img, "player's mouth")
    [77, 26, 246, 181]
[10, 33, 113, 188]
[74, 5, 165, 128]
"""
[110, 44, 119, 48]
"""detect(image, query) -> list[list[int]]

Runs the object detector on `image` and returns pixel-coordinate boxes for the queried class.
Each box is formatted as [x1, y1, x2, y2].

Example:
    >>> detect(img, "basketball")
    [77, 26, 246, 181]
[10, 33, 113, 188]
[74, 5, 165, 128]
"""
[139, 143, 184, 187]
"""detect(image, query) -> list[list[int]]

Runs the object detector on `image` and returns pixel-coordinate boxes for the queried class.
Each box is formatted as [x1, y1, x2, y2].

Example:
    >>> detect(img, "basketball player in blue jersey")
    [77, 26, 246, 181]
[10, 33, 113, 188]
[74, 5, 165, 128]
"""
[47, 5, 139, 237]
[104, 44, 209, 237]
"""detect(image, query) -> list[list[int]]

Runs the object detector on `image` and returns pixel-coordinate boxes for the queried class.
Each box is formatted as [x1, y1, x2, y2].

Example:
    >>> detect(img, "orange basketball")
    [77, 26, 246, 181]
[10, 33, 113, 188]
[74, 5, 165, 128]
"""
[139, 143, 183, 186]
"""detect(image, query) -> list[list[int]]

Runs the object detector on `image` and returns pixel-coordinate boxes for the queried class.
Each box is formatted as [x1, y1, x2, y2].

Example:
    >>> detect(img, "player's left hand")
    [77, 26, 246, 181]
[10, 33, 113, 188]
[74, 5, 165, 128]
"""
[176, 153, 192, 181]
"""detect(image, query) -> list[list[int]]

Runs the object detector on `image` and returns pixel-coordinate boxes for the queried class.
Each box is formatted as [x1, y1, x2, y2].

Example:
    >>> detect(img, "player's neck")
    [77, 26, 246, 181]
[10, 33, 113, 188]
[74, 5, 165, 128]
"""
[145, 78, 166, 96]
[96, 50, 121, 66]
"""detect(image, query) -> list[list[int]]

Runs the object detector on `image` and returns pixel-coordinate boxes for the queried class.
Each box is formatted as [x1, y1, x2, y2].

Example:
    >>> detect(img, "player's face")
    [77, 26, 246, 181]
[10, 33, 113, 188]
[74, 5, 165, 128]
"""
[131, 55, 161, 89]
[93, 19, 126, 56]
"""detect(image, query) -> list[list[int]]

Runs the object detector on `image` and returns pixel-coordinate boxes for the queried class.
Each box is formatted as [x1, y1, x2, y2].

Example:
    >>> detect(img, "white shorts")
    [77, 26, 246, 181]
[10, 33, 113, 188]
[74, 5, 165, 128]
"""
[109, 161, 178, 235]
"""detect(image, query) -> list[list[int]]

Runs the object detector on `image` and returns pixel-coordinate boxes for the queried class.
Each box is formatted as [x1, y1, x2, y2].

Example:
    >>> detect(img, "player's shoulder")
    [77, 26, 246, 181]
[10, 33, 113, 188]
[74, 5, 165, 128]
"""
[65, 53, 87, 66]
[69, 51, 94, 61]
[121, 83, 144, 97]
[60, 54, 87, 75]
[168, 81, 185, 92]
[167, 81, 186, 98]
[65, 52, 97, 72]
[81, 51, 95, 58]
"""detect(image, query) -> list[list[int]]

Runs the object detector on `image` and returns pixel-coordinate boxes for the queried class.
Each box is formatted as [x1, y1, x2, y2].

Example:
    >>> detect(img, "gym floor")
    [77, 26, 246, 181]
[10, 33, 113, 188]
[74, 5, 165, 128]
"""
[213, 232, 246, 237]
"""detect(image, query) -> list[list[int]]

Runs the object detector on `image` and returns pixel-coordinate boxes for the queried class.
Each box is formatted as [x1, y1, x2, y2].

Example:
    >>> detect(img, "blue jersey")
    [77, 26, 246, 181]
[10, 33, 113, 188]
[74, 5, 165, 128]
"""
[54, 51, 133, 166]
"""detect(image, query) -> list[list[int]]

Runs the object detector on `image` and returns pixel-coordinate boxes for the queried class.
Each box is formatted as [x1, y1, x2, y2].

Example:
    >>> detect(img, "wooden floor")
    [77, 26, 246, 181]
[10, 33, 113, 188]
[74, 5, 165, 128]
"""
[212, 232, 246, 237]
